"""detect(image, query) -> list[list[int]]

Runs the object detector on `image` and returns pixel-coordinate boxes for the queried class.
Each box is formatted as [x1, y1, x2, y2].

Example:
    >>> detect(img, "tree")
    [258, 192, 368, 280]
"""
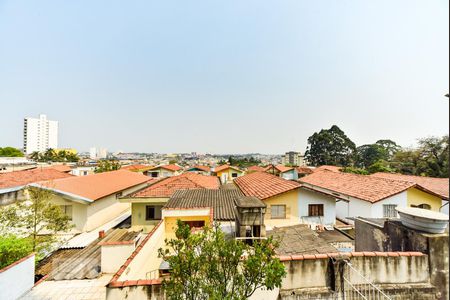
[375, 139, 401, 160]
[305, 125, 356, 167]
[28, 149, 80, 162]
[0, 147, 24, 157]
[94, 160, 121, 173]
[416, 135, 449, 178]
[0, 235, 33, 269]
[355, 144, 387, 169]
[0, 187, 73, 259]
[158, 220, 286, 300]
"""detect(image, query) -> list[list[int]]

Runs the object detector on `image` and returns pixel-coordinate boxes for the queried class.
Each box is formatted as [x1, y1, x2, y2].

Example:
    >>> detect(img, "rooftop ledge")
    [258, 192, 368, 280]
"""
[277, 251, 425, 262]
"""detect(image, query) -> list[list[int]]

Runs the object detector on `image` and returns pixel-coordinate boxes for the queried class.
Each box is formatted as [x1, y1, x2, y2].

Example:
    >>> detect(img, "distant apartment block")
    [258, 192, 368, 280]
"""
[282, 151, 305, 166]
[90, 147, 108, 159]
[23, 114, 58, 154]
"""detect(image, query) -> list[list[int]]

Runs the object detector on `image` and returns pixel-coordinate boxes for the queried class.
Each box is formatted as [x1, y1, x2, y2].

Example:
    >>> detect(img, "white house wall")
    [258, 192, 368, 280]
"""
[370, 191, 408, 218]
[298, 188, 336, 225]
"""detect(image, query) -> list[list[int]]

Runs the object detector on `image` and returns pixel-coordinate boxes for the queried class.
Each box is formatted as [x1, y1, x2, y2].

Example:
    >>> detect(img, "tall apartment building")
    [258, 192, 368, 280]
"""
[282, 151, 306, 166]
[89, 147, 108, 159]
[23, 114, 58, 155]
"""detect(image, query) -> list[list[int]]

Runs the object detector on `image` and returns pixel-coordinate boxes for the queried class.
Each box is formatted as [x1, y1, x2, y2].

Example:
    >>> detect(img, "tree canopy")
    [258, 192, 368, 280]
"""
[305, 125, 356, 167]
[158, 220, 286, 300]
[30, 149, 79, 162]
[94, 160, 121, 173]
[0, 147, 24, 157]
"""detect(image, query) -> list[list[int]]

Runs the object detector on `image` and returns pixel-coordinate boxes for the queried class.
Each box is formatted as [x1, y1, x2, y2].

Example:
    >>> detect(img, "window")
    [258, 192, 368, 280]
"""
[231, 173, 238, 178]
[271, 205, 286, 219]
[184, 220, 205, 229]
[59, 205, 73, 221]
[383, 204, 398, 218]
[308, 204, 324, 216]
[145, 205, 162, 220]
[411, 203, 431, 210]
[150, 172, 158, 178]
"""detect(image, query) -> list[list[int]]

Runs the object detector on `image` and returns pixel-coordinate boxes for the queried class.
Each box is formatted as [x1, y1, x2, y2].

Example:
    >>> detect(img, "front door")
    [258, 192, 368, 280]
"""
[221, 173, 228, 184]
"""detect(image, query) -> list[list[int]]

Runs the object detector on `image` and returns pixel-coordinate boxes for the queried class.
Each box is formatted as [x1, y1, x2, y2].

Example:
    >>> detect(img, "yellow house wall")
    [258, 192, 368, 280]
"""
[263, 189, 300, 228]
[50, 194, 87, 232]
[164, 215, 210, 241]
[217, 168, 244, 183]
[131, 201, 167, 228]
[407, 188, 442, 211]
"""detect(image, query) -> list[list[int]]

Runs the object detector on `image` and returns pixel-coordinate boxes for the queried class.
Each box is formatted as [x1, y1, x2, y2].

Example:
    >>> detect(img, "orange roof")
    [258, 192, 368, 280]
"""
[234, 171, 300, 200]
[275, 165, 294, 173]
[0, 168, 73, 190]
[296, 167, 314, 174]
[300, 170, 417, 203]
[370, 172, 449, 200]
[214, 164, 241, 173]
[314, 165, 342, 172]
[149, 164, 182, 172]
[130, 173, 220, 198]
[45, 165, 72, 173]
[38, 170, 149, 201]
[188, 165, 210, 172]
[247, 165, 265, 172]
[121, 164, 153, 171]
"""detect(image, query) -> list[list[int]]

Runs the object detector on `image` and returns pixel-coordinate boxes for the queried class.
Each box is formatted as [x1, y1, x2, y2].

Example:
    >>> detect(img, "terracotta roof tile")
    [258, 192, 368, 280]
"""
[247, 166, 265, 172]
[38, 170, 149, 201]
[234, 171, 300, 200]
[299, 170, 416, 203]
[131, 173, 220, 198]
[0, 168, 73, 190]
[45, 165, 72, 173]
[296, 167, 314, 174]
[370, 172, 449, 200]
[188, 165, 210, 172]
[314, 165, 342, 172]
[214, 164, 241, 173]
[149, 164, 182, 172]
[275, 165, 294, 173]
[121, 164, 153, 171]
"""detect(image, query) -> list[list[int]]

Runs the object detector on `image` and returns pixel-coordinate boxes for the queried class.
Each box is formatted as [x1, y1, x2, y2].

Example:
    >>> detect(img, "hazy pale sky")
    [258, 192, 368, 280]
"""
[0, 1, 448, 154]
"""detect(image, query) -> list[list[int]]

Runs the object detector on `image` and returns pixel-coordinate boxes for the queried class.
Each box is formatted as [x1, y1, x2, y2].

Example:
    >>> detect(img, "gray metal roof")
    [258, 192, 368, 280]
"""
[166, 189, 246, 221]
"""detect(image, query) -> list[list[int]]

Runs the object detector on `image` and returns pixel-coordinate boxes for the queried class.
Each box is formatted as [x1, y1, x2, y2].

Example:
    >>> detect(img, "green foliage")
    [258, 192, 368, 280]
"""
[0, 147, 24, 157]
[158, 220, 286, 300]
[367, 159, 394, 174]
[0, 187, 73, 259]
[305, 125, 356, 167]
[341, 166, 369, 175]
[94, 160, 121, 173]
[355, 140, 400, 169]
[227, 156, 261, 168]
[0, 235, 33, 269]
[30, 149, 79, 162]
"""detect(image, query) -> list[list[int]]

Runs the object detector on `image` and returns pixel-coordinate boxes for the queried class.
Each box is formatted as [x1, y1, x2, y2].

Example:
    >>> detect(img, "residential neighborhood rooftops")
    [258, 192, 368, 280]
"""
[370, 172, 449, 200]
[187, 165, 210, 172]
[299, 170, 417, 203]
[165, 189, 245, 221]
[214, 164, 241, 173]
[45, 164, 73, 173]
[314, 165, 342, 172]
[296, 166, 314, 175]
[37, 170, 149, 201]
[0, 168, 73, 190]
[121, 164, 153, 172]
[130, 173, 220, 198]
[149, 164, 182, 172]
[234, 171, 300, 200]
[274, 164, 294, 173]
[247, 165, 266, 172]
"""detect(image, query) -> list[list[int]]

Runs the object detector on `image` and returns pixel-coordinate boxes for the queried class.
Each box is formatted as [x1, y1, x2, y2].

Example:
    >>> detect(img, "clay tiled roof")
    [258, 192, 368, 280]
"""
[149, 164, 182, 172]
[0, 168, 73, 190]
[45, 165, 72, 173]
[296, 167, 313, 174]
[247, 165, 265, 172]
[299, 170, 416, 203]
[370, 172, 449, 200]
[275, 165, 294, 173]
[314, 165, 342, 172]
[165, 189, 245, 221]
[130, 173, 220, 198]
[214, 164, 241, 173]
[188, 165, 210, 172]
[37, 170, 149, 201]
[121, 164, 153, 172]
[234, 171, 300, 200]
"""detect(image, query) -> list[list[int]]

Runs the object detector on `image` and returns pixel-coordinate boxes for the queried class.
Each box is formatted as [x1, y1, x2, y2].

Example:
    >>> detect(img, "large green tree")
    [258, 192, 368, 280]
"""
[94, 160, 121, 173]
[355, 140, 400, 169]
[305, 125, 356, 167]
[0, 187, 73, 259]
[158, 220, 286, 300]
[0, 147, 24, 157]
[29, 149, 80, 162]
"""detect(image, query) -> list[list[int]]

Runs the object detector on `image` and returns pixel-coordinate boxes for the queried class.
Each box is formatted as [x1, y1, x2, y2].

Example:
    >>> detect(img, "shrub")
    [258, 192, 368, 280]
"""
[0, 235, 33, 269]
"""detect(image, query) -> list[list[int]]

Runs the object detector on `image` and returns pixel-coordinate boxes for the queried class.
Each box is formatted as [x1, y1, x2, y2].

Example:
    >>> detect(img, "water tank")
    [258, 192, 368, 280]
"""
[395, 207, 449, 234]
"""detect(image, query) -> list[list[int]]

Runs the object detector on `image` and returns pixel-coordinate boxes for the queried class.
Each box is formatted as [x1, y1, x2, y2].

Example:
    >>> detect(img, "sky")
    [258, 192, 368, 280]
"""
[0, 1, 448, 154]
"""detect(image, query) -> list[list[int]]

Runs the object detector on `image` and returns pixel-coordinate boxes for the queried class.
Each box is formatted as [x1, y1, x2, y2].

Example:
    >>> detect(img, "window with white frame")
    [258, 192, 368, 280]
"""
[271, 205, 286, 219]
[383, 204, 397, 218]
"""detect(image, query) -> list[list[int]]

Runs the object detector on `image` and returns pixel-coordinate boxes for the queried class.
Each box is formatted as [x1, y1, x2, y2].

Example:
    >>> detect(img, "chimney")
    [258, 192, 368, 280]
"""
[98, 230, 105, 239]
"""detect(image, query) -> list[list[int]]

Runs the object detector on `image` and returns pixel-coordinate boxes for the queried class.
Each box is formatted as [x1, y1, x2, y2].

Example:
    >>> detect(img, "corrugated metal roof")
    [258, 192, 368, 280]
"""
[165, 189, 246, 221]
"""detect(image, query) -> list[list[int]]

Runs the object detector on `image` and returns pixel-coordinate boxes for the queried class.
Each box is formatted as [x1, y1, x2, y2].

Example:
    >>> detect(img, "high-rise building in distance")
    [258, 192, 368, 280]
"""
[281, 151, 306, 166]
[23, 114, 58, 154]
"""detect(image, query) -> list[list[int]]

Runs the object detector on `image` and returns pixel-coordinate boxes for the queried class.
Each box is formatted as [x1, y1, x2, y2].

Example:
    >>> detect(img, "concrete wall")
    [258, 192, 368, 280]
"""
[107, 284, 164, 300]
[51, 195, 88, 232]
[280, 254, 436, 299]
[0, 253, 35, 300]
[298, 188, 336, 225]
[101, 243, 136, 274]
[407, 188, 443, 211]
[280, 170, 298, 181]
[264, 189, 300, 229]
[132, 202, 166, 228]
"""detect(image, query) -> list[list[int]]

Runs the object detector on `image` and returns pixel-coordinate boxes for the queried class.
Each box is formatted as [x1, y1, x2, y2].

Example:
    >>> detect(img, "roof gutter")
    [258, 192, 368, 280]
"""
[28, 183, 94, 204]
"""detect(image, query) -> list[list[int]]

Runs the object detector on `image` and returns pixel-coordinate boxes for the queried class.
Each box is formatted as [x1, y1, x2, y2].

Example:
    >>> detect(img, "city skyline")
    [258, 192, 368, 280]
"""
[0, 1, 448, 153]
